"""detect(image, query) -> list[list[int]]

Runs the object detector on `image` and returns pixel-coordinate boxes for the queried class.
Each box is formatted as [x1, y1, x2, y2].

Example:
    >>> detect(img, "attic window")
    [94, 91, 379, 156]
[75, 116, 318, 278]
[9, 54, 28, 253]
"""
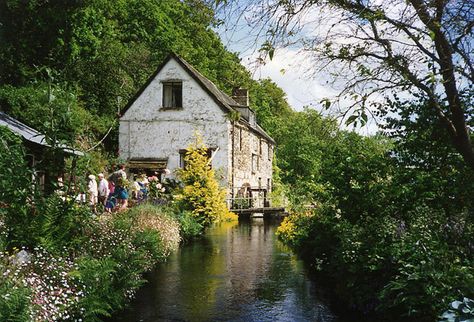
[163, 82, 182, 109]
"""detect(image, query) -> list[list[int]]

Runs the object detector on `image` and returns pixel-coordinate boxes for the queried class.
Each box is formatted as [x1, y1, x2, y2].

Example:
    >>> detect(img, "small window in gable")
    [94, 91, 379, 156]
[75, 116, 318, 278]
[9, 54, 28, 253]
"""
[163, 82, 182, 109]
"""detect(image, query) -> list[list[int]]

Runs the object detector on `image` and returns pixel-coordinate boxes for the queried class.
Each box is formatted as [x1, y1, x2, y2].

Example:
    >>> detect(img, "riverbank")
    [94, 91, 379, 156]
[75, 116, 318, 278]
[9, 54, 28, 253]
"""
[0, 203, 203, 321]
[0, 128, 236, 321]
[276, 205, 474, 322]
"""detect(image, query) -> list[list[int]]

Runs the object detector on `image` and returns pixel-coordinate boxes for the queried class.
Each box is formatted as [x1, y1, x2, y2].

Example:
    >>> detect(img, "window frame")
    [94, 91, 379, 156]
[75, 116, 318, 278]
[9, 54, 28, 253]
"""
[162, 81, 183, 109]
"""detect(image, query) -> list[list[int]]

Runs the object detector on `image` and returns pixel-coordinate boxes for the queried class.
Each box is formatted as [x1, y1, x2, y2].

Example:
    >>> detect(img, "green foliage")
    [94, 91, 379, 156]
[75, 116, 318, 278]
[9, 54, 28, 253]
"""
[270, 97, 474, 321]
[74, 257, 121, 320]
[0, 127, 35, 248]
[122, 204, 181, 258]
[0, 126, 94, 250]
[176, 134, 237, 226]
[0, 81, 97, 143]
[174, 210, 204, 241]
[35, 196, 93, 252]
[0, 278, 31, 322]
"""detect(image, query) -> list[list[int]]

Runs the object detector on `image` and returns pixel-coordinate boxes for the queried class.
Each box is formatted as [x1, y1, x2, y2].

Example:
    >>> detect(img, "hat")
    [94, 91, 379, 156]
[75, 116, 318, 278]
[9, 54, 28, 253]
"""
[98, 173, 104, 178]
[88, 174, 96, 180]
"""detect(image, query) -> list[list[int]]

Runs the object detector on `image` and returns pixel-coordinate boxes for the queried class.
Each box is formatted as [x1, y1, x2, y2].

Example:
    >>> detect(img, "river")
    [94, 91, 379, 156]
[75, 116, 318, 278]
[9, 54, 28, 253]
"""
[111, 217, 342, 322]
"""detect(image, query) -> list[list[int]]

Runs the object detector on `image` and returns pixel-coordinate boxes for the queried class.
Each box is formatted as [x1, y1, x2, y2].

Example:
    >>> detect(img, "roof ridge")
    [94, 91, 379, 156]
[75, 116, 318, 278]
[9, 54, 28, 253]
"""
[171, 54, 244, 109]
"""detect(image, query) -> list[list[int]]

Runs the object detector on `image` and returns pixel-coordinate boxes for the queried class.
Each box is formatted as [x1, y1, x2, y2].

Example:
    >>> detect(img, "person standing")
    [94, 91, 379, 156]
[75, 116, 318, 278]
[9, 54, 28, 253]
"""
[115, 177, 129, 211]
[109, 164, 127, 185]
[87, 174, 98, 212]
[97, 173, 109, 206]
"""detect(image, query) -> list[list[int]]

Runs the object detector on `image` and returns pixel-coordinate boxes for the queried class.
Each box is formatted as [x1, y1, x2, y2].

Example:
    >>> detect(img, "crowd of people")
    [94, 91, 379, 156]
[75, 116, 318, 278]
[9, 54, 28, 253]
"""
[85, 164, 158, 213]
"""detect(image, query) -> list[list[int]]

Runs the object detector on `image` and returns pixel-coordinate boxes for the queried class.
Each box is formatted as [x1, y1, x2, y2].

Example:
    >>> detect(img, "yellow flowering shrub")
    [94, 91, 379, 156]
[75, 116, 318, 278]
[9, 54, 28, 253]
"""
[176, 135, 237, 226]
[276, 216, 297, 243]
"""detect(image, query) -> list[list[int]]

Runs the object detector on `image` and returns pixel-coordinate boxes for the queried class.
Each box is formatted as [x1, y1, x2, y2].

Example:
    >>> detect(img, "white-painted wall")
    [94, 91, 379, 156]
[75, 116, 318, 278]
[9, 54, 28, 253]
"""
[119, 58, 230, 181]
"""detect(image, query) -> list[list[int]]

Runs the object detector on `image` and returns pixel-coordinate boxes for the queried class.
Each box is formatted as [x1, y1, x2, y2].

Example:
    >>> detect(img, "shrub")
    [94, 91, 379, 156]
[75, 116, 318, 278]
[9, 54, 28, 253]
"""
[125, 204, 181, 258]
[35, 195, 93, 252]
[174, 210, 204, 241]
[279, 202, 474, 321]
[0, 126, 35, 248]
[176, 134, 237, 226]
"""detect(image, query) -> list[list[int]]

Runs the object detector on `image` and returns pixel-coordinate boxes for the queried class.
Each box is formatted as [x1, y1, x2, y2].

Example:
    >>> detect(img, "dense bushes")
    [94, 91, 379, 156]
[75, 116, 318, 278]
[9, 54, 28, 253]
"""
[0, 203, 185, 321]
[277, 132, 474, 321]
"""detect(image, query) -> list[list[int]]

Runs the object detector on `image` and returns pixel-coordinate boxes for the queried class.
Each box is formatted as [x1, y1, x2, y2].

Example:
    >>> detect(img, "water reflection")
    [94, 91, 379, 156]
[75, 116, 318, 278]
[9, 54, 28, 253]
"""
[113, 218, 335, 322]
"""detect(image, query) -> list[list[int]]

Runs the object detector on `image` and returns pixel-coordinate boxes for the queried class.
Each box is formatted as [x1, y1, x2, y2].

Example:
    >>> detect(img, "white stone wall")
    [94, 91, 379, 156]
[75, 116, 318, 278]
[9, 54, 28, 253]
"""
[119, 58, 229, 181]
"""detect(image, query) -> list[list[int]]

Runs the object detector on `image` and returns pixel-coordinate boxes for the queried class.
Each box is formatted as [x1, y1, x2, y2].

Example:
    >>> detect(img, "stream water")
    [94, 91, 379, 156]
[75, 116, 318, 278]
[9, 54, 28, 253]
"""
[111, 217, 341, 322]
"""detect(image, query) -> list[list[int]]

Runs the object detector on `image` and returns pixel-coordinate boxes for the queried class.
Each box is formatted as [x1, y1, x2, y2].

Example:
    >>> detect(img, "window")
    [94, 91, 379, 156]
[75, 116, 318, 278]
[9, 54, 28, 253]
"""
[259, 139, 263, 156]
[252, 153, 258, 174]
[239, 127, 243, 151]
[179, 150, 186, 169]
[268, 145, 272, 161]
[162, 82, 182, 108]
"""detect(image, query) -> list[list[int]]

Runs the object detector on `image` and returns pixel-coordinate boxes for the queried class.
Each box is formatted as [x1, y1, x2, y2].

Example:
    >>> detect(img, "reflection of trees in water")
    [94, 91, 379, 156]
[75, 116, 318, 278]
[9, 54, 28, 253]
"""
[177, 221, 237, 321]
[254, 230, 330, 320]
[222, 219, 278, 304]
[113, 219, 334, 321]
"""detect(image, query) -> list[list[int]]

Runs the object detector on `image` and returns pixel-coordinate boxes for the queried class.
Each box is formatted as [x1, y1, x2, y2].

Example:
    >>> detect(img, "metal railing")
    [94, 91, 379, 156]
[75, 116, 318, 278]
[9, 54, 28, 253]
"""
[226, 196, 272, 210]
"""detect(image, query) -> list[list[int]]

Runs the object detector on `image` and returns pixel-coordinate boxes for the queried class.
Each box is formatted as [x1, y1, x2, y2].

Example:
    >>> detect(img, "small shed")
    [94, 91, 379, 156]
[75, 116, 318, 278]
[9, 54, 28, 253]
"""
[0, 111, 83, 191]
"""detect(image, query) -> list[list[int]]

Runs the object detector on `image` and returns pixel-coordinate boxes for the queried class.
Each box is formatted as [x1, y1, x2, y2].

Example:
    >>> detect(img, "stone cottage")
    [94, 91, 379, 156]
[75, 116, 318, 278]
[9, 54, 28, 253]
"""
[119, 54, 275, 206]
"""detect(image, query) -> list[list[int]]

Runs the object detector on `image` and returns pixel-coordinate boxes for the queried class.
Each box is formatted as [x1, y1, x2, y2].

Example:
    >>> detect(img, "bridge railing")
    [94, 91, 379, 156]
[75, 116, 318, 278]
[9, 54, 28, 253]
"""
[226, 196, 274, 210]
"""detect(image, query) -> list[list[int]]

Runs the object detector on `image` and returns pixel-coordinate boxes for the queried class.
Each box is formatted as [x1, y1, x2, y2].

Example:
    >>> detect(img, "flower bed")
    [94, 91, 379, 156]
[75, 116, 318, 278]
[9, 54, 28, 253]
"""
[0, 204, 184, 321]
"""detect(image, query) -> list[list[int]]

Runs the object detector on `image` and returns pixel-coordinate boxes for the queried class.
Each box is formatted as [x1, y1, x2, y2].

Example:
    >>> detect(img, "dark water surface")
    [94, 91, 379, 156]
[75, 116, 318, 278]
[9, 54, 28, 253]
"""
[112, 218, 338, 322]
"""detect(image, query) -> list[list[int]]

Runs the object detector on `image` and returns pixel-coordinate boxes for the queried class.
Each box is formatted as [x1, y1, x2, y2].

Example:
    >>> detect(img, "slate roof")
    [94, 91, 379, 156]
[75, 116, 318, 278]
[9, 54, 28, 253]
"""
[0, 112, 84, 156]
[121, 53, 276, 145]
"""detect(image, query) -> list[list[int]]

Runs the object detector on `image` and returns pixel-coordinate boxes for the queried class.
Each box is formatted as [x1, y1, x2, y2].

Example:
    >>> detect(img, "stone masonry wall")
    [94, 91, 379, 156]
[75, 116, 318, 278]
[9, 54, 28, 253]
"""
[230, 122, 274, 201]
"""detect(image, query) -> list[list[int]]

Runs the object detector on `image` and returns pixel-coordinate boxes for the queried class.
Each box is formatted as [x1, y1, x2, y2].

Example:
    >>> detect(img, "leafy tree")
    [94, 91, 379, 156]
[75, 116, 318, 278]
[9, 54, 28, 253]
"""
[223, 0, 474, 169]
[0, 81, 97, 144]
[0, 0, 258, 152]
[249, 78, 293, 135]
[0, 127, 33, 247]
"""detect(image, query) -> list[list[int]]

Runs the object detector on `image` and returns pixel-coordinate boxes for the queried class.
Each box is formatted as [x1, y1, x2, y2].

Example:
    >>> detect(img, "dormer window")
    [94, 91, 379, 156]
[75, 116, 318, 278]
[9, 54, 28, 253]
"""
[162, 81, 182, 109]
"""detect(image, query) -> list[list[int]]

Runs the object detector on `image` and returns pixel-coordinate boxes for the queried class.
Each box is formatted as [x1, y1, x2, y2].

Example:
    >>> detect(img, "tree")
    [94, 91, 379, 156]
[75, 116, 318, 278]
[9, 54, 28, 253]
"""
[223, 0, 474, 169]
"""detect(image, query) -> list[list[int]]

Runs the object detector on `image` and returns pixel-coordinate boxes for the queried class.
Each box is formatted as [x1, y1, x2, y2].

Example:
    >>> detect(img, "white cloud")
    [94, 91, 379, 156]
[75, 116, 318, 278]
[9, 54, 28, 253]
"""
[241, 48, 336, 110]
[239, 48, 380, 135]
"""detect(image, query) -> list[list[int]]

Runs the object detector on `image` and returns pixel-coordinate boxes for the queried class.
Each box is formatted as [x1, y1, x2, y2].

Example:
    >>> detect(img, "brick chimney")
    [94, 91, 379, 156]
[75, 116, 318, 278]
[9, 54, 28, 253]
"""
[232, 88, 249, 107]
